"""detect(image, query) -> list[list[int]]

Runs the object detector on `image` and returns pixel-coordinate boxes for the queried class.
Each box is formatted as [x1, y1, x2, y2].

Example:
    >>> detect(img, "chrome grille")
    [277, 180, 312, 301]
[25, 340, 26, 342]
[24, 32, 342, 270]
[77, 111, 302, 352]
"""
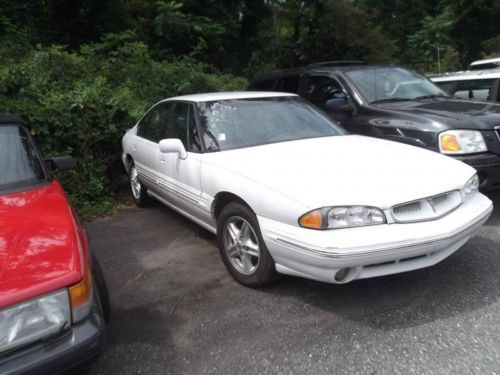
[391, 191, 462, 223]
[392, 201, 421, 215]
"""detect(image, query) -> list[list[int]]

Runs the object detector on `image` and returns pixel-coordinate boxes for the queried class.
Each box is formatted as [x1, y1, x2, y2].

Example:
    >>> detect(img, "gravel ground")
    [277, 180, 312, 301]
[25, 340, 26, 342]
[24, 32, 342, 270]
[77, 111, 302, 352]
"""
[82, 192, 500, 375]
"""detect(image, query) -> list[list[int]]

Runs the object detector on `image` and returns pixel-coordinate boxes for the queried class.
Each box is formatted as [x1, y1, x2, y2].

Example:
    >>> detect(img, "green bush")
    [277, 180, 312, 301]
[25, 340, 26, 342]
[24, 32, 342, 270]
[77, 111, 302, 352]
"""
[0, 30, 247, 219]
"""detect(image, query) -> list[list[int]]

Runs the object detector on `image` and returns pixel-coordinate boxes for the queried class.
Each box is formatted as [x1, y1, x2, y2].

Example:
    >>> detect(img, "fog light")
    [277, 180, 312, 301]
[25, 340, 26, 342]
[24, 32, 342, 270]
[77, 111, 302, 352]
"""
[335, 268, 350, 282]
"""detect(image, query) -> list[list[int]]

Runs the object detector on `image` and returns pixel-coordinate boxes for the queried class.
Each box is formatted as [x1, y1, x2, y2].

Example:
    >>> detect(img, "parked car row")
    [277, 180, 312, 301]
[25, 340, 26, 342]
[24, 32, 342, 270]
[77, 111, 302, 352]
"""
[249, 61, 500, 190]
[2, 60, 498, 374]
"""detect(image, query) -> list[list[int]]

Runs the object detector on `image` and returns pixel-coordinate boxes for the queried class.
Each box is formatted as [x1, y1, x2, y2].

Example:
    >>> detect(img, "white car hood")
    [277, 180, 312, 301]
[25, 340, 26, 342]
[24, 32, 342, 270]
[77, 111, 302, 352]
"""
[202, 135, 475, 209]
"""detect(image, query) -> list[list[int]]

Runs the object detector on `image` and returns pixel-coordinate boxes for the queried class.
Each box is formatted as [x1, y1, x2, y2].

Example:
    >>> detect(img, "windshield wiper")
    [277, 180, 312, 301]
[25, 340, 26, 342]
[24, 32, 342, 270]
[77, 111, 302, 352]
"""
[370, 97, 416, 104]
[413, 94, 451, 100]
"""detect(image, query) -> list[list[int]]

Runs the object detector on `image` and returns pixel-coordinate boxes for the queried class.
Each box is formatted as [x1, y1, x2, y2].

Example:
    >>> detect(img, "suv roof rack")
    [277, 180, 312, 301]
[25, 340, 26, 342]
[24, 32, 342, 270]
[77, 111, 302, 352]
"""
[307, 60, 366, 68]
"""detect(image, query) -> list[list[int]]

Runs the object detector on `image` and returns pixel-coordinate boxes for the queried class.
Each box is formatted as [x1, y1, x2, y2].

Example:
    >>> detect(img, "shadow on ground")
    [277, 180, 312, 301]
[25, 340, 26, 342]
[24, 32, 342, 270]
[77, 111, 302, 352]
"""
[79, 188, 500, 374]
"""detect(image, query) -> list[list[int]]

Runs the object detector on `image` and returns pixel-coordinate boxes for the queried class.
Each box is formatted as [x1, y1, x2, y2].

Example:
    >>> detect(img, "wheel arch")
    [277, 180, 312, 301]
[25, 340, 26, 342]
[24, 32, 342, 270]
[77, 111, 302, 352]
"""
[124, 154, 134, 173]
[212, 191, 255, 220]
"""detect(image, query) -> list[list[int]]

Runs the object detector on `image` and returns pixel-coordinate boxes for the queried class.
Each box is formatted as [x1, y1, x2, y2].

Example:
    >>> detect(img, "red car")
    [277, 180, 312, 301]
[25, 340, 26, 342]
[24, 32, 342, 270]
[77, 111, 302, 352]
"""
[0, 115, 109, 374]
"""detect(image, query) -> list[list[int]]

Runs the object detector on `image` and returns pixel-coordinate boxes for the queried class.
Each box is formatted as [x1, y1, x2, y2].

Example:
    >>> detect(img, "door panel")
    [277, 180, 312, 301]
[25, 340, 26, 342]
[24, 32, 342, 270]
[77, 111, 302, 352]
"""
[132, 104, 170, 193]
[135, 138, 162, 191]
[155, 102, 204, 219]
[157, 153, 202, 214]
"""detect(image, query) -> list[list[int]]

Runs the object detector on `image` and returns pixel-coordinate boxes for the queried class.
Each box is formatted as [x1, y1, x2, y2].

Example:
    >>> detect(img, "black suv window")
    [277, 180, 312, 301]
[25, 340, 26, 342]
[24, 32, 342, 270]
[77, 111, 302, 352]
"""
[277, 76, 300, 93]
[250, 79, 275, 91]
[306, 75, 343, 108]
[165, 103, 202, 152]
[137, 102, 173, 142]
[0, 125, 45, 191]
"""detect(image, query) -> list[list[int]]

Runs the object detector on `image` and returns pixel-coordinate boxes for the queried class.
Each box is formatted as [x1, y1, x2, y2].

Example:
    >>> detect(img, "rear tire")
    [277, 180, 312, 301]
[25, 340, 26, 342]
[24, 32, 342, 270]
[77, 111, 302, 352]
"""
[217, 202, 278, 287]
[129, 161, 151, 207]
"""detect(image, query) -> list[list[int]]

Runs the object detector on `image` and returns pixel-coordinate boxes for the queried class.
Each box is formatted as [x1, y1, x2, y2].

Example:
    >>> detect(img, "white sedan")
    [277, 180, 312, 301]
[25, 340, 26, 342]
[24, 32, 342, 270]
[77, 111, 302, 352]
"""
[122, 92, 493, 287]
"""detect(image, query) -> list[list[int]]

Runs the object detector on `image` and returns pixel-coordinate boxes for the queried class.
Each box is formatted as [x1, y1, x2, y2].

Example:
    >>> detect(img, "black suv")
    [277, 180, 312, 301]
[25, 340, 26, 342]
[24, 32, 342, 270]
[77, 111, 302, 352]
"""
[249, 62, 500, 190]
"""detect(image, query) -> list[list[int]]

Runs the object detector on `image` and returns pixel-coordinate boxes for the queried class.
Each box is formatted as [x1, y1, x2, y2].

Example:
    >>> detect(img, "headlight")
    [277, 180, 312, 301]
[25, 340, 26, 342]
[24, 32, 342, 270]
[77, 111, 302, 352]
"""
[439, 130, 487, 154]
[463, 174, 479, 200]
[299, 206, 386, 229]
[0, 290, 71, 354]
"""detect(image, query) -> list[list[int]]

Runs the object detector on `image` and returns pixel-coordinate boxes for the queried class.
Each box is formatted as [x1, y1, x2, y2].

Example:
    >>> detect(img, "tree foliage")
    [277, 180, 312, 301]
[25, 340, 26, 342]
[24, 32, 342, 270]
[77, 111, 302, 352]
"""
[407, 6, 457, 72]
[0, 29, 245, 218]
[0, 0, 499, 216]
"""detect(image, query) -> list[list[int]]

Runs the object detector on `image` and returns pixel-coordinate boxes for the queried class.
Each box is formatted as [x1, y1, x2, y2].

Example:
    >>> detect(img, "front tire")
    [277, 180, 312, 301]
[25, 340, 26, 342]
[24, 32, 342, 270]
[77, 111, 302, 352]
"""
[217, 202, 278, 287]
[129, 161, 150, 207]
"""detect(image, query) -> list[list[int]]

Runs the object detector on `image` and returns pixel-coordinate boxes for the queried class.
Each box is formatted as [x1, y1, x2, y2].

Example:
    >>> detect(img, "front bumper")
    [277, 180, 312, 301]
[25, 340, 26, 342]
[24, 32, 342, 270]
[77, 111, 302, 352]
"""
[0, 293, 106, 375]
[259, 192, 493, 284]
[454, 153, 500, 190]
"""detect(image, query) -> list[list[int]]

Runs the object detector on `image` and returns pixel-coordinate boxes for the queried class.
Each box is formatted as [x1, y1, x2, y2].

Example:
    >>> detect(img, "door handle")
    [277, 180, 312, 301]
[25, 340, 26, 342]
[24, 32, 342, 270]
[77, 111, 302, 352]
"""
[160, 158, 166, 164]
[132, 144, 138, 151]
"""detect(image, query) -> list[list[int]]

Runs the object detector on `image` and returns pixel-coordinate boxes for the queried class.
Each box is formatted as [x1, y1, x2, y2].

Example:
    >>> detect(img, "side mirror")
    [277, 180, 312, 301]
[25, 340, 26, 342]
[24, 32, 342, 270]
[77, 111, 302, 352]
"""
[45, 156, 76, 173]
[325, 94, 354, 113]
[159, 138, 187, 159]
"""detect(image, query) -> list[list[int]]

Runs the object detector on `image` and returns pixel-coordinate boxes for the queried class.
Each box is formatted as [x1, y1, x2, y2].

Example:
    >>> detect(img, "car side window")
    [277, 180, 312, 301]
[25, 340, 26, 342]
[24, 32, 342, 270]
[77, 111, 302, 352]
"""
[306, 75, 343, 108]
[136, 110, 152, 139]
[250, 79, 275, 91]
[449, 79, 495, 101]
[137, 103, 172, 143]
[277, 76, 300, 93]
[165, 103, 202, 152]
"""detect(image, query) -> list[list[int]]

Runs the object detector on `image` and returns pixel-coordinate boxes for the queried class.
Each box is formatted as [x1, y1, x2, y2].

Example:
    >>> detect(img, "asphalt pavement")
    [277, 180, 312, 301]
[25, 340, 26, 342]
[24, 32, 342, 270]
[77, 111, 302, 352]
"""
[83, 192, 500, 374]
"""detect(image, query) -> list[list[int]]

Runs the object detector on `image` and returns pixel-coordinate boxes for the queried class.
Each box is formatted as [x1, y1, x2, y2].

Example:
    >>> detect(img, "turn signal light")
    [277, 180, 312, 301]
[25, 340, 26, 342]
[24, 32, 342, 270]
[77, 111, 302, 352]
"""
[299, 210, 322, 229]
[69, 265, 93, 323]
[440, 134, 462, 152]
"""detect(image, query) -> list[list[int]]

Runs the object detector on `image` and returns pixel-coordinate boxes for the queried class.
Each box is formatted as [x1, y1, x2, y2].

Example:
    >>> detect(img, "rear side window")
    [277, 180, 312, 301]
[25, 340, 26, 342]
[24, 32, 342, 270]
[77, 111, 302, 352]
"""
[250, 79, 275, 91]
[276, 76, 300, 94]
[137, 103, 173, 142]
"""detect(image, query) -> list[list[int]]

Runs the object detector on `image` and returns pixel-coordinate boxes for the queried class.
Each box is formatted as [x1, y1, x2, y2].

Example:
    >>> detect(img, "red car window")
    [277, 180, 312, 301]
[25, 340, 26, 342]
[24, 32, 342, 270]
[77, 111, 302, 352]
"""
[0, 125, 45, 191]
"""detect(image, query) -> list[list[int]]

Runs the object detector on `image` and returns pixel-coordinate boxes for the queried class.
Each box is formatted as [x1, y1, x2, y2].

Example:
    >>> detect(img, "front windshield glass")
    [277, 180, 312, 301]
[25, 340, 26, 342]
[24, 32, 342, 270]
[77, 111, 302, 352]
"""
[0, 125, 45, 191]
[197, 97, 345, 151]
[345, 67, 447, 104]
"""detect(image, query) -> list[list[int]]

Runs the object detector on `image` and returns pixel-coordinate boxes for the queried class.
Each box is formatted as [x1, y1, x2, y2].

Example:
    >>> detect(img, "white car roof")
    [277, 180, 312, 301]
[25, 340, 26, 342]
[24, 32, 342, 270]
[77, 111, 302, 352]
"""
[430, 70, 500, 82]
[470, 57, 500, 66]
[163, 91, 297, 103]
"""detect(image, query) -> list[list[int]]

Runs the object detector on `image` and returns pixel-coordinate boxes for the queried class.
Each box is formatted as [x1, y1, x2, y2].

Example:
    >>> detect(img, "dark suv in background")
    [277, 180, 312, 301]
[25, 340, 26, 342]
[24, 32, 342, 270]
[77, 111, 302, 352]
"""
[249, 61, 500, 190]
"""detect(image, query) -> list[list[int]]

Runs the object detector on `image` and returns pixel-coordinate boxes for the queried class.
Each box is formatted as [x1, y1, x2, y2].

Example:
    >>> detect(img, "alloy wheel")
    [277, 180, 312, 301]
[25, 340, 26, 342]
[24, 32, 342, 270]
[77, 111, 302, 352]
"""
[223, 216, 261, 275]
[130, 166, 141, 200]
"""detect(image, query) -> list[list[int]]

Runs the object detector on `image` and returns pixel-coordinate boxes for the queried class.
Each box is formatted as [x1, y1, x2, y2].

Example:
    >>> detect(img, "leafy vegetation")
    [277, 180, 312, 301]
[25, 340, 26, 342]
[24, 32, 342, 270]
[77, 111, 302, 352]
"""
[0, 29, 245, 218]
[0, 0, 499, 217]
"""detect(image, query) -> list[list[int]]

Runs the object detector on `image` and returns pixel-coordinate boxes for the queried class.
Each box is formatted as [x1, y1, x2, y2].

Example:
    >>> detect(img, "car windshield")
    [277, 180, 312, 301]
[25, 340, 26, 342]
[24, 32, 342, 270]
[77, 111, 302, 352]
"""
[345, 67, 447, 104]
[196, 97, 345, 152]
[0, 125, 46, 192]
